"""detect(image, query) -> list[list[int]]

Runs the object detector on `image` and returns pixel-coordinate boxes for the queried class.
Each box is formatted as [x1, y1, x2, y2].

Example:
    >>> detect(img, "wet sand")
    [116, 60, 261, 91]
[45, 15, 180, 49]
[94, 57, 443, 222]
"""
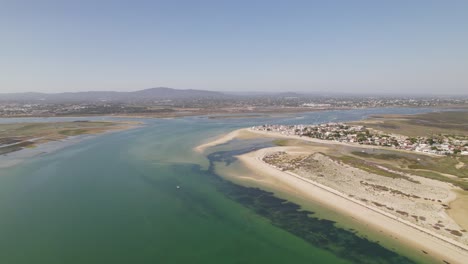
[449, 190, 468, 231]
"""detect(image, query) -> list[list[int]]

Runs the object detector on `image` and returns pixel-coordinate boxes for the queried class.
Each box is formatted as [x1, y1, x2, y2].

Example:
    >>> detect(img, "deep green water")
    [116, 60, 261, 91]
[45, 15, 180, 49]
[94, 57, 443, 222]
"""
[0, 108, 442, 263]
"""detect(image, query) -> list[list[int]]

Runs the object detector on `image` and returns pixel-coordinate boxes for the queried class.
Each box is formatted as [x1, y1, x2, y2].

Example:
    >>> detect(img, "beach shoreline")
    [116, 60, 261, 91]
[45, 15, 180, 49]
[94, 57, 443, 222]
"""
[196, 128, 468, 264]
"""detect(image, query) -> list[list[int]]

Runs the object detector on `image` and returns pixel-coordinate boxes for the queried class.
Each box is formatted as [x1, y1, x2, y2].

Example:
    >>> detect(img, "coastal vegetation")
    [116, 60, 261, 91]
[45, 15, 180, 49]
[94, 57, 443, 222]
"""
[349, 151, 468, 190]
[259, 146, 468, 244]
[353, 111, 468, 137]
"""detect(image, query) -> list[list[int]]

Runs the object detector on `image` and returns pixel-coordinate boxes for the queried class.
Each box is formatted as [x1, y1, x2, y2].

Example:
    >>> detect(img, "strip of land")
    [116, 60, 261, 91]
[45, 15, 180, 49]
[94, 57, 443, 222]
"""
[195, 126, 468, 264]
[0, 120, 140, 168]
[351, 111, 468, 138]
[194, 128, 261, 153]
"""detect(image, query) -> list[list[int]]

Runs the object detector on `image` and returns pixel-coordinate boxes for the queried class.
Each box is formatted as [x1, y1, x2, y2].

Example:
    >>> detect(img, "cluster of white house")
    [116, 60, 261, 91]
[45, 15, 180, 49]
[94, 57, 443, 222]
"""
[252, 123, 468, 156]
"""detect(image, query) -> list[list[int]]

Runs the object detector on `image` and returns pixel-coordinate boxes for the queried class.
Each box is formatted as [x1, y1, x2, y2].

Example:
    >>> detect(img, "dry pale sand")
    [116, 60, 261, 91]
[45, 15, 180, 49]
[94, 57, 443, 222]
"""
[238, 148, 468, 264]
[266, 151, 466, 244]
[196, 128, 468, 264]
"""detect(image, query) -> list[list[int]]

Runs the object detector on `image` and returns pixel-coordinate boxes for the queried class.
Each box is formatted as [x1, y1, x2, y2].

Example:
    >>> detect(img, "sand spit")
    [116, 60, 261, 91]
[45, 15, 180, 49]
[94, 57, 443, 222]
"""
[194, 129, 258, 153]
[239, 148, 468, 264]
[196, 128, 468, 264]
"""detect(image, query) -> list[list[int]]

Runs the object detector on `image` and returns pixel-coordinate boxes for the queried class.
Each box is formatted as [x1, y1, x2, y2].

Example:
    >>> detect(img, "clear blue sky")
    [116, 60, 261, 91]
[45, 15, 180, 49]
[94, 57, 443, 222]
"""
[1, 0, 467, 94]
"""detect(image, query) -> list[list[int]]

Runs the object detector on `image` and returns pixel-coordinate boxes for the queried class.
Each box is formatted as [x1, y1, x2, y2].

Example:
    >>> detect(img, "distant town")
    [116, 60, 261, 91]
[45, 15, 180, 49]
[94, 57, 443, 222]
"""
[1, 88, 467, 117]
[252, 123, 468, 156]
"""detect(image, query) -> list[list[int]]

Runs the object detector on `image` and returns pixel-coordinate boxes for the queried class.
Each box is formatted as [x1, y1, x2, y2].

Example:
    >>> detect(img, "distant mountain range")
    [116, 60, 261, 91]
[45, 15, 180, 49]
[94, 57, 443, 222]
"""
[3, 88, 450, 104]
[0, 87, 230, 103]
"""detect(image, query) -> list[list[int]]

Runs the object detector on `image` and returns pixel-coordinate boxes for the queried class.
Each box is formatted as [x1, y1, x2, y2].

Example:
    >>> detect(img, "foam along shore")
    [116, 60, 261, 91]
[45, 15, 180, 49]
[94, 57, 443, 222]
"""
[196, 128, 468, 264]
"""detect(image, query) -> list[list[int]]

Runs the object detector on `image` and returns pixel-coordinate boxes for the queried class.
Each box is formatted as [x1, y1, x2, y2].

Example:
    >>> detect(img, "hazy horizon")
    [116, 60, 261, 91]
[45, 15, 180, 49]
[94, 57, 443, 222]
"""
[1, 1, 467, 94]
[1, 86, 467, 97]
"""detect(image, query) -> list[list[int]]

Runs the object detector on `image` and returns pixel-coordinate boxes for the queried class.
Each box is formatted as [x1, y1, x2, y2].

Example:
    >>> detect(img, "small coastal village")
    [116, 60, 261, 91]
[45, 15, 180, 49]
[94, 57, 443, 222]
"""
[252, 123, 468, 156]
[246, 117, 468, 252]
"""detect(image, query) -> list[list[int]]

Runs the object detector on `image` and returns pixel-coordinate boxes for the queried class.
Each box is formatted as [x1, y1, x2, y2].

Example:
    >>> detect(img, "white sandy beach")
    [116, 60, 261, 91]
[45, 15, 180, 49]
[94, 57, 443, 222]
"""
[196, 128, 468, 264]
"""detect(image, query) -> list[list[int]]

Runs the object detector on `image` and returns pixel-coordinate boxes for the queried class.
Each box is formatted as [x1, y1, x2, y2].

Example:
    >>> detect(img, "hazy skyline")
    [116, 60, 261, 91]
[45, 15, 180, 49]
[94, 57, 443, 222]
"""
[1, 0, 467, 94]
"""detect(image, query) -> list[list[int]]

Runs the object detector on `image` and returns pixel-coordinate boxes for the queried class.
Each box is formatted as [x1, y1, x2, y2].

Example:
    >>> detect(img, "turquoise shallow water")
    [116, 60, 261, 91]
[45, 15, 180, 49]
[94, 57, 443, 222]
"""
[0, 108, 441, 263]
